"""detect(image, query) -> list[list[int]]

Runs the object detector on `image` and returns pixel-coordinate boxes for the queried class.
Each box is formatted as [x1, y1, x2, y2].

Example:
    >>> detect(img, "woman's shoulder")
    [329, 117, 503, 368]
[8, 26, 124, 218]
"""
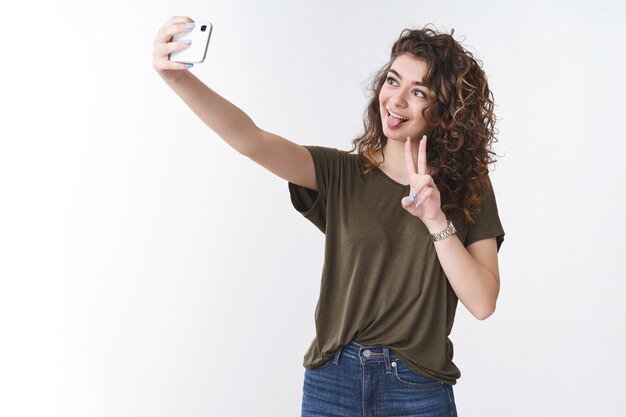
[302, 145, 361, 164]
[303, 145, 355, 155]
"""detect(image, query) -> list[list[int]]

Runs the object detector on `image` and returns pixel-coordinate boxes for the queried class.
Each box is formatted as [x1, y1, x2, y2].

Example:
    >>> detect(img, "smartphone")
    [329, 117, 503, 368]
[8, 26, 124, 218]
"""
[169, 22, 213, 64]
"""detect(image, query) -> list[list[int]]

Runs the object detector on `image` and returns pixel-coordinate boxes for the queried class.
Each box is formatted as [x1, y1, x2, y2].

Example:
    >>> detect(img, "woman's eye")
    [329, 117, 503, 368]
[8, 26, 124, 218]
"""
[386, 76, 426, 98]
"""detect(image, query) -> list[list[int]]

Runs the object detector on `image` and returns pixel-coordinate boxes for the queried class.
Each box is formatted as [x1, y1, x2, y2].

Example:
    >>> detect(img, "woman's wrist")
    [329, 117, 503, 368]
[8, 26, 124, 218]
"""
[423, 213, 449, 234]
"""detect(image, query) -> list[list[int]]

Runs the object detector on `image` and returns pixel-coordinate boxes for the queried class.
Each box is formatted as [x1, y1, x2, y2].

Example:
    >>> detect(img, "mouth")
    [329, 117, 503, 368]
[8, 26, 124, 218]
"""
[385, 107, 409, 129]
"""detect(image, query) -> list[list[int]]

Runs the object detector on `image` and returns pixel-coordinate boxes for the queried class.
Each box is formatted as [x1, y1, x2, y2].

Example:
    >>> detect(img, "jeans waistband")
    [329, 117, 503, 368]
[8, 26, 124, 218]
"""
[332, 341, 401, 374]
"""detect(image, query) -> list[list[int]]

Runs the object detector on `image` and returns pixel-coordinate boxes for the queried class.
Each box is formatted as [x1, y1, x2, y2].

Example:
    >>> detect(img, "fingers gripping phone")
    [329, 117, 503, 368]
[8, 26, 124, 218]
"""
[169, 22, 213, 64]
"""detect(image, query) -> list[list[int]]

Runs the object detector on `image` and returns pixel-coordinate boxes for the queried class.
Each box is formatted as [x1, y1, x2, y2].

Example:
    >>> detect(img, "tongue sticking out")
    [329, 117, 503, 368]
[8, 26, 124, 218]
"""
[387, 114, 405, 128]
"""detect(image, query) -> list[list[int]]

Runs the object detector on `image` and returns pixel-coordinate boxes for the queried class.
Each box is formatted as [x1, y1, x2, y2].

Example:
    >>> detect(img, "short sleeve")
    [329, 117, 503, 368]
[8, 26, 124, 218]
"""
[287, 146, 343, 234]
[464, 176, 505, 251]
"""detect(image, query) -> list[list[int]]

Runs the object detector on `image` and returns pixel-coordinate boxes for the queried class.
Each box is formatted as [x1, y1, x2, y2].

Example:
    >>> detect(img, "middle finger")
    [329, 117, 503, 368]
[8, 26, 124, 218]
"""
[155, 20, 195, 46]
[417, 134, 428, 175]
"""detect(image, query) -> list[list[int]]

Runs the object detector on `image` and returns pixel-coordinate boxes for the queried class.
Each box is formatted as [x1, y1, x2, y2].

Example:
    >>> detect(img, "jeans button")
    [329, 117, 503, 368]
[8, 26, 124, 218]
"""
[363, 349, 372, 357]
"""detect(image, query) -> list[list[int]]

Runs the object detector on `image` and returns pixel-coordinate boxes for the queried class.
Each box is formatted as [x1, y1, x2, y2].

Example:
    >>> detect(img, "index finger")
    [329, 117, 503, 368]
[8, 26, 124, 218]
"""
[166, 16, 195, 25]
[156, 16, 195, 42]
[417, 134, 428, 175]
[405, 136, 417, 175]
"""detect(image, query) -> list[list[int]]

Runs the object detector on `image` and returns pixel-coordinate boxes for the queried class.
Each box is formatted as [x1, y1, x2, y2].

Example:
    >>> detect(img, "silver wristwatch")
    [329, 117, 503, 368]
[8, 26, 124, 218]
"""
[430, 219, 457, 242]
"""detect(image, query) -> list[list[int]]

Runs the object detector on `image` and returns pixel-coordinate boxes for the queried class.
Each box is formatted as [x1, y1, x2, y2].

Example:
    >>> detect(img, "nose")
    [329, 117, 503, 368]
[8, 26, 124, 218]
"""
[390, 94, 407, 108]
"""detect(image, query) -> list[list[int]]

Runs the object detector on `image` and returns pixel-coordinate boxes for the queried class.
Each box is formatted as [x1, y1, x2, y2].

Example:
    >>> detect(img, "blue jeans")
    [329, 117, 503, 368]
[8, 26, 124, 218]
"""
[301, 342, 458, 417]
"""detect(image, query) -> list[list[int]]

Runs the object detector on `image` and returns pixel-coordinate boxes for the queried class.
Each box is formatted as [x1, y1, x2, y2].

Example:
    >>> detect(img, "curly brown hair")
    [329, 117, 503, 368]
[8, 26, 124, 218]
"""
[350, 26, 498, 225]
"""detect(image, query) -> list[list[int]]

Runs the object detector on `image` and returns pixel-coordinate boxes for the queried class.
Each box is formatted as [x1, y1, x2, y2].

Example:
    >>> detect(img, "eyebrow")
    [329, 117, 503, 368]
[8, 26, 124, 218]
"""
[388, 69, 427, 87]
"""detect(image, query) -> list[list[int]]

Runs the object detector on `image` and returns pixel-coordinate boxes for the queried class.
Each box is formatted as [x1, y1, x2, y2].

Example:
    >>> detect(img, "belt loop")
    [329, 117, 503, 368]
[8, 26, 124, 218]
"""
[333, 345, 344, 365]
[383, 347, 392, 374]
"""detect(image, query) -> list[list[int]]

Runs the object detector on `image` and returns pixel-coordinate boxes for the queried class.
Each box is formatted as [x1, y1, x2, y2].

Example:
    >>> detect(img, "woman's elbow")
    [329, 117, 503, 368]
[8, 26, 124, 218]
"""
[474, 303, 496, 321]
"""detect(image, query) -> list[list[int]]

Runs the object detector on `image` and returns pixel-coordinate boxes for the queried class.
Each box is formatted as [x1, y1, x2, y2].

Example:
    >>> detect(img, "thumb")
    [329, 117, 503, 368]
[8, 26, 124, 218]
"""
[401, 193, 416, 209]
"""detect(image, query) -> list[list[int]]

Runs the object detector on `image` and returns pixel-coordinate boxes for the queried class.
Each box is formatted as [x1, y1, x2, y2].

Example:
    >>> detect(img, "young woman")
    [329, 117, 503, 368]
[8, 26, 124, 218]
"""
[153, 16, 504, 417]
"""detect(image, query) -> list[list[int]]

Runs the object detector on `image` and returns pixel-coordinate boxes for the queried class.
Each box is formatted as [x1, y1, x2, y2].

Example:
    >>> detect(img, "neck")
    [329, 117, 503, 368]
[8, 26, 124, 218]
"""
[373, 137, 420, 183]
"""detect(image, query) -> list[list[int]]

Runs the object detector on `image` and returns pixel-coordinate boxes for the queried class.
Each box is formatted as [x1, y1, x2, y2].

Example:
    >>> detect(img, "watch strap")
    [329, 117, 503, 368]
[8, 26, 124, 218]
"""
[430, 219, 457, 242]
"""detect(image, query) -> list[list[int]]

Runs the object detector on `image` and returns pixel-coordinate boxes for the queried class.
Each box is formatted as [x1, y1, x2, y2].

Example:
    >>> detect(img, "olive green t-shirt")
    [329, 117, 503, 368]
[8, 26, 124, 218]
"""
[288, 145, 505, 385]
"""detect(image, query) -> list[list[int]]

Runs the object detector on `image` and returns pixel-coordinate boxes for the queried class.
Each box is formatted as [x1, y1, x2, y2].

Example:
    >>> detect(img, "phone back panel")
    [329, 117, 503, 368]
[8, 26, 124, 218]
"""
[169, 22, 213, 63]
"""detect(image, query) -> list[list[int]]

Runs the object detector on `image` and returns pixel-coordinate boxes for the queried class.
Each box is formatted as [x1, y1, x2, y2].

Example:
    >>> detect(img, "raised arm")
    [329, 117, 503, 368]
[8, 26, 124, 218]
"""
[152, 16, 318, 191]
[401, 136, 500, 320]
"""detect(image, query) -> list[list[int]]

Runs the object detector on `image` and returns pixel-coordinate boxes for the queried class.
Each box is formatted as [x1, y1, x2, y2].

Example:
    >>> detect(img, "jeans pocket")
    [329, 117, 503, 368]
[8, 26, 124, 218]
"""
[309, 357, 335, 372]
[391, 359, 443, 388]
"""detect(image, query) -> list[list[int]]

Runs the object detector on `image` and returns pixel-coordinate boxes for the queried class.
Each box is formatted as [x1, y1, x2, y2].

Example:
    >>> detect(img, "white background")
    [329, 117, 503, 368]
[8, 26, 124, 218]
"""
[1, 1, 625, 416]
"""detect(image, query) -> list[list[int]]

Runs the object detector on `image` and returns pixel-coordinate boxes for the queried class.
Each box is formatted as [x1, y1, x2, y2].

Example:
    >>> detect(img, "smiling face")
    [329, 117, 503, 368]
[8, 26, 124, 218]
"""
[379, 53, 432, 142]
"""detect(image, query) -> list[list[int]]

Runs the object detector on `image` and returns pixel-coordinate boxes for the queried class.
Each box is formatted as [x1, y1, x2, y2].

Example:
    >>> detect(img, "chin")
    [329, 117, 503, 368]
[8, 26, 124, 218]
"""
[380, 129, 398, 142]
[382, 125, 414, 142]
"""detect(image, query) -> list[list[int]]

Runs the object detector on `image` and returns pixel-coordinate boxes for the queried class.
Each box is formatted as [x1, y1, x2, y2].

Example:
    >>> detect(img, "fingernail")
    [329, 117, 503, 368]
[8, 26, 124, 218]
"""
[184, 39, 192, 45]
[185, 63, 194, 68]
[411, 192, 418, 199]
[407, 196, 415, 204]
[415, 199, 422, 208]
[422, 134, 427, 141]
[185, 23, 196, 29]
[406, 136, 411, 141]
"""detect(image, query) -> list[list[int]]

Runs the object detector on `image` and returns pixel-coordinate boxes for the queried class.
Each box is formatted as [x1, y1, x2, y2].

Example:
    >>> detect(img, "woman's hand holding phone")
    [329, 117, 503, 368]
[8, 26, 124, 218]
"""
[152, 16, 197, 84]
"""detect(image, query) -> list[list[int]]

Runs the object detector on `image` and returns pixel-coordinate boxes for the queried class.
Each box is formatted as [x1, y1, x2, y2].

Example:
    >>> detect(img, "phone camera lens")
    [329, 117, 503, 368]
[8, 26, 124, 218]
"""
[201, 25, 207, 31]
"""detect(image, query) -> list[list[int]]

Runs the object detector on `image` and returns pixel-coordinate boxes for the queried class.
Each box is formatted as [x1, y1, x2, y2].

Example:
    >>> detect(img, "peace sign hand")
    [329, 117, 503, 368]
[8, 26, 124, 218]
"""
[401, 135, 447, 230]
